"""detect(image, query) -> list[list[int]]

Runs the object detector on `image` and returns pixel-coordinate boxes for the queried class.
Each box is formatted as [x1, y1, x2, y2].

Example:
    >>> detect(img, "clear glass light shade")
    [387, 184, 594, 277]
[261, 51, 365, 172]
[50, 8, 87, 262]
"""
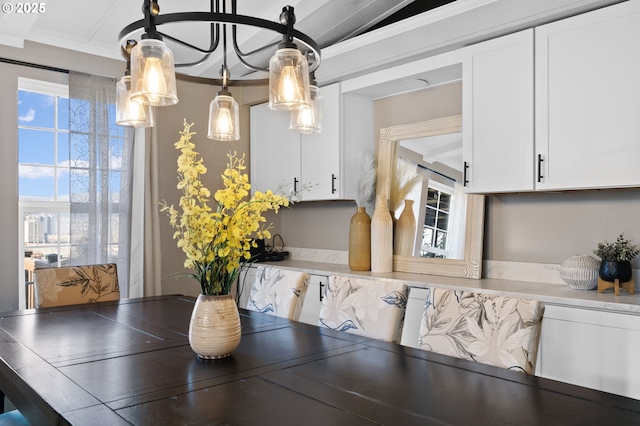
[268, 47, 310, 111]
[130, 39, 178, 106]
[208, 94, 240, 141]
[116, 76, 155, 127]
[290, 85, 322, 134]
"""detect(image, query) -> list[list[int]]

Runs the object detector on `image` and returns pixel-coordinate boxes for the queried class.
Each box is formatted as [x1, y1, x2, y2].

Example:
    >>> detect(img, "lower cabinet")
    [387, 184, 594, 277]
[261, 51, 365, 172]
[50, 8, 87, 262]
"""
[236, 266, 327, 326]
[536, 304, 640, 400]
[298, 274, 328, 326]
[401, 287, 427, 349]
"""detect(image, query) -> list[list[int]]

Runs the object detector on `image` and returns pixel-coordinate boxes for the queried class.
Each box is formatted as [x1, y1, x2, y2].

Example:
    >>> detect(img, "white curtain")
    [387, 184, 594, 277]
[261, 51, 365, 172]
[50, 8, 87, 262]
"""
[447, 182, 467, 259]
[142, 128, 163, 296]
[68, 71, 134, 297]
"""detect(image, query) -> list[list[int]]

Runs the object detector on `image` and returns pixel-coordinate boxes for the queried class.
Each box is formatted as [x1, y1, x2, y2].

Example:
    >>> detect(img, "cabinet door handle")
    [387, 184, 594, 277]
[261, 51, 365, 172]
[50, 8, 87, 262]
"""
[463, 161, 469, 186]
[537, 154, 544, 183]
[294, 177, 299, 193]
[331, 174, 337, 194]
[319, 280, 324, 302]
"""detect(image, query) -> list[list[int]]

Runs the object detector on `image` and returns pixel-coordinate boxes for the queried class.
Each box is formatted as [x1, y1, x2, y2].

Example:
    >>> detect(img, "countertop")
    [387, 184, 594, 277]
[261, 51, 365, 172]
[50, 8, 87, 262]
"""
[255, 259, 640, 316]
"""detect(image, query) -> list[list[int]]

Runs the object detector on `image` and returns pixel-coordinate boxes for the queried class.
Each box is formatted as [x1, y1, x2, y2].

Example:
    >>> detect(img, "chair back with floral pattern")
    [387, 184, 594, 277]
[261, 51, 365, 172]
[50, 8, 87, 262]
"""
[247, 266, 310, 321]
[418, 288, 544, 374]
[319, 276, 408, 343]
[34, 263, 120, 308]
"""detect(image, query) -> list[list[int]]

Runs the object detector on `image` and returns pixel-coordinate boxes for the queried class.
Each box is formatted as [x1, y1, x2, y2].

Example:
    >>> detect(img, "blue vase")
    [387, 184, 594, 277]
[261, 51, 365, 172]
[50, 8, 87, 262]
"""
[599, 260, 633, 283]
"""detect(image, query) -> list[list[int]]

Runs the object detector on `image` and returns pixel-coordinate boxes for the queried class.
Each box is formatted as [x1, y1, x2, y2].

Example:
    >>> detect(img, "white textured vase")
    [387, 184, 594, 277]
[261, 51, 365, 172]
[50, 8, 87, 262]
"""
[189, 294, 242, 359]
[371, 194, 393, 273]
[559, 255, 601, 290]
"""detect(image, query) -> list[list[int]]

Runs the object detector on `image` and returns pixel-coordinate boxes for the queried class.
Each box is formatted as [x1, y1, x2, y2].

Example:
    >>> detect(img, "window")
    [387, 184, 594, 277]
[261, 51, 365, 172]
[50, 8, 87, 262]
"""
[421, 182, 453, 258]
[19, 79, 71, 290]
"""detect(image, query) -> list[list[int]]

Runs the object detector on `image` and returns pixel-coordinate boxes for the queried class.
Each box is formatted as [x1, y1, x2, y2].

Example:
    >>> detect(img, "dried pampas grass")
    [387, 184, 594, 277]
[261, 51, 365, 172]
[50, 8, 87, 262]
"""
[390, 159, 422, 214]
[355, 152, 376, 207]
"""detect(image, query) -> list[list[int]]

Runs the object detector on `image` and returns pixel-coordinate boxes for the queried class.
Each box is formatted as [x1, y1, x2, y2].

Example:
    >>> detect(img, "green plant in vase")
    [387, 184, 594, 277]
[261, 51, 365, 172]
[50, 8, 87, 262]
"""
[593, 234, 639, 283]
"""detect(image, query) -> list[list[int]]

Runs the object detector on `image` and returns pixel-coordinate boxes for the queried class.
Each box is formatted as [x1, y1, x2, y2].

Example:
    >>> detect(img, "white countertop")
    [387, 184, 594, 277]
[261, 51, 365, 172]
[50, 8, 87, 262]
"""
[256, 259, 640, 316]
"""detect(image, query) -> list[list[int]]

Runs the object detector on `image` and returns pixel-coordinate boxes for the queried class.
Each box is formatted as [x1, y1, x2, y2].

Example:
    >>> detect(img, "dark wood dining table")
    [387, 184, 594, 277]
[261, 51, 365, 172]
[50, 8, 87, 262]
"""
[1, 294, 639, 425]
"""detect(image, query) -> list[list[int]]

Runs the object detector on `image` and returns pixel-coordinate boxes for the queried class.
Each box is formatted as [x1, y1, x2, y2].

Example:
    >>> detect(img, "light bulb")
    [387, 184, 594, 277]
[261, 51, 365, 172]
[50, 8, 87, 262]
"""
[279, 64, 301, 104]
[208, 94, 240, 141]
[142, 57, 167, 105]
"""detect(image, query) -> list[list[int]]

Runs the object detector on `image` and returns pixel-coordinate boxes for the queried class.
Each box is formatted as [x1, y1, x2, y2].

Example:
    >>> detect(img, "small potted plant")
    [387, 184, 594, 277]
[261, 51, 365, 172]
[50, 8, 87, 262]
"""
[593, 234, 639, 283]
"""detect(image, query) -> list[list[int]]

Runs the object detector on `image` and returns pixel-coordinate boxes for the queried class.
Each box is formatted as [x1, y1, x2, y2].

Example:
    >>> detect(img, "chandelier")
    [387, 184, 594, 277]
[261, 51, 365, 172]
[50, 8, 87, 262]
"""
[116, 0, 322, 139]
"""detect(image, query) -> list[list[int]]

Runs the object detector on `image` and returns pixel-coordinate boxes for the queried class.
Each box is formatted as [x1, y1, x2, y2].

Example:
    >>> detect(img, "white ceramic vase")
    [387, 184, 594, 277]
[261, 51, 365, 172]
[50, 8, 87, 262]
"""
[188, 294, 242, 359]
[371, 194, 393, 273]
[559, 255, 601, 290]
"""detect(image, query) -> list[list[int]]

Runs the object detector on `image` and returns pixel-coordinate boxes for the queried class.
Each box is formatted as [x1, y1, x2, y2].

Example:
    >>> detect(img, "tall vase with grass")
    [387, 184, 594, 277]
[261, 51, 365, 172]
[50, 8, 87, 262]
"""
[349, 153, 376, 271]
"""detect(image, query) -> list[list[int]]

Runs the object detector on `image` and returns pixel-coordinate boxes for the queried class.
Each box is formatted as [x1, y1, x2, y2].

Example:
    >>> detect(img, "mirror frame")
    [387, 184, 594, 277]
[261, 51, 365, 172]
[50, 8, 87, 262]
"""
[377, 115, 485, 279]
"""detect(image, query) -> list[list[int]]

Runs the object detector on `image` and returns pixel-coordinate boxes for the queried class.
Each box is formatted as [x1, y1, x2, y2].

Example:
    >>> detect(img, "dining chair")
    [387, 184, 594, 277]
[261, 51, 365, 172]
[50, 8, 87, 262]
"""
[418, 287, 545, 374]
[1, 391, 29, 425]
[247, 266, 310, 321]
[318, 276, 409, 343]
[33, 263, 120, 308]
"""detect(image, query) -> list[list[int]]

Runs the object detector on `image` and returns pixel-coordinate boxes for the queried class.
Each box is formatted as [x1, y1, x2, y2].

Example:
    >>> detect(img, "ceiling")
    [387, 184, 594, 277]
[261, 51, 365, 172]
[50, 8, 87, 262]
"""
[0, 0, 454, 81]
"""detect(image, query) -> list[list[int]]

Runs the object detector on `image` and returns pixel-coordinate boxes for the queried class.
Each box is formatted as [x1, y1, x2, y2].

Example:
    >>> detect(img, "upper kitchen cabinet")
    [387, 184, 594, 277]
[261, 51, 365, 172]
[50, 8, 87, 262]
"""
[462, 29, 534, 193]
[250, 83, 373, 201]
[535, 0, 640, 191]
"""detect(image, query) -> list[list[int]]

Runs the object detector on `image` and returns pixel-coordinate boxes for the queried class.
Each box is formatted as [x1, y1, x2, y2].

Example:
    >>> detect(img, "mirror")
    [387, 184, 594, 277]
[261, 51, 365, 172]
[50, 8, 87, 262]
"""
[377, 115, 485, 279]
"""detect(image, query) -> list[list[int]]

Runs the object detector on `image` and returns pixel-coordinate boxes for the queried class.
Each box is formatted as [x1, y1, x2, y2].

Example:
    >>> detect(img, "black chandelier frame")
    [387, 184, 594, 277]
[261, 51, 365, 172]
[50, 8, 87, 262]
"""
[118, 0, 322, 86]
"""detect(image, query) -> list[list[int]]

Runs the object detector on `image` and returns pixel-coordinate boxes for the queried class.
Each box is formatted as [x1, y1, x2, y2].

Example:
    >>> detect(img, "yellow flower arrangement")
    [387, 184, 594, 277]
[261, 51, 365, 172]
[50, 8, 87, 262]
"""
[159, 120, 289, 295]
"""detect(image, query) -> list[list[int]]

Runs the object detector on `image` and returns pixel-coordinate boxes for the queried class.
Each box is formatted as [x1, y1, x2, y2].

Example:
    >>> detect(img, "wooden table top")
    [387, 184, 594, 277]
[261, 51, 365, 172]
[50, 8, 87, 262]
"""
[1, 295, 639, 425]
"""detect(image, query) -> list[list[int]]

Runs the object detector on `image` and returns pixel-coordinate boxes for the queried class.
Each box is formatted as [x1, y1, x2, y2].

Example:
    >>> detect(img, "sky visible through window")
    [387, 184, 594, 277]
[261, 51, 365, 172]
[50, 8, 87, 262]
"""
[18, 90, 69, 201]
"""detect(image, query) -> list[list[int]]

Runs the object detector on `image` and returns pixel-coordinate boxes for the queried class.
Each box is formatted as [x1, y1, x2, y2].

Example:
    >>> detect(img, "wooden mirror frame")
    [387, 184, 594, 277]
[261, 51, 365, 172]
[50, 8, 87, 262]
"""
[377, 115, 485, 279]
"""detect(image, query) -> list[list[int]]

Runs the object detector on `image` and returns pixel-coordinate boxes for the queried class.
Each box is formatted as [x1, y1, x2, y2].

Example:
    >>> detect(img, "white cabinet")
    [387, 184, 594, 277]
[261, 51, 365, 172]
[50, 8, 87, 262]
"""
[462, 29, 534, 193]
[400, 286, 427, 349]
[235, 266, 256, 309]
[298, 274, 328, 326]
[250, 83, 373, 201]
[464, 1, 640, 193]
[535, 1, 640, 191]
[536, 304, 640, 400]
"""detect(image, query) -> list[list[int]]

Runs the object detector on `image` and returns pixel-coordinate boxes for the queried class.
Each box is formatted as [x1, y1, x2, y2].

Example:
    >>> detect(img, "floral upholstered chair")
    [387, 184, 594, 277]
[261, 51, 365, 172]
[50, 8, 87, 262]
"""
[247, 266, 310, 321]
[418, 287, 544, 374]
[319, 276, 409, 343]
[33, 263, 120, 308]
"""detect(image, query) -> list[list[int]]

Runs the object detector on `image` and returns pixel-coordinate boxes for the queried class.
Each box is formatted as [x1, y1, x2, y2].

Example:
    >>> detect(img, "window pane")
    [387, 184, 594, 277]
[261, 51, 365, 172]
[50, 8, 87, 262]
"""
[58, 169, 70, 201]
[18, 91, 55, 128]
[427, 189, 438, 207]
[18, 129, 55, 164]
[424, 208, 436, 227]
[58, 97, 69, 130]
[58, 132, 70, 166]
[109, 137, 124, 170]
[437, 212, 449, 231]
[19, 165, 55, 201]
[435, 231, 447, 249]
[69, 132, 89, 167]
[440, 193, 451, 212]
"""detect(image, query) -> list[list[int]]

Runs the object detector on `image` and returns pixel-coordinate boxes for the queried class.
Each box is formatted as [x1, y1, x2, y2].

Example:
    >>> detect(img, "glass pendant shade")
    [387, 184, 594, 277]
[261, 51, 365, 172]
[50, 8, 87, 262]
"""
[130, 39, 178, 106]
[268, 47, 310, 111]
[116, 76, 155, 127]
[290, 85, 322, 134]
[208, 93, 240, 141]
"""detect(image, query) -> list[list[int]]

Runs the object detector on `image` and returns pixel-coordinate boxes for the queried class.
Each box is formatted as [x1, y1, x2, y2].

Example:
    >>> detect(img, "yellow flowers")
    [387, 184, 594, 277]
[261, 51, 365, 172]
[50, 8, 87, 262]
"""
[159, 120, 289, 295]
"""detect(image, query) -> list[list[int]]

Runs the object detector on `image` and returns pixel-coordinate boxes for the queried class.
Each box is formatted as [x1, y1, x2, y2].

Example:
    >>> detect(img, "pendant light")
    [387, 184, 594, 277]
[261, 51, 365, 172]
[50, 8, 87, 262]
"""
[268, 7, 310, 111]
[207, 23, 240, 141]
[116, 41, 155, 128]
[208, 70, 240, 141]
[129, 2, 178, 106]
[290, 73, 322, 134]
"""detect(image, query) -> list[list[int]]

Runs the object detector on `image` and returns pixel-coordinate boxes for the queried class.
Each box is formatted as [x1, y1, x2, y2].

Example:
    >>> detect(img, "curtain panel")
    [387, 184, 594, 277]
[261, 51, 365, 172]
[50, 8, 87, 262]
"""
[68, 71, 134, 297]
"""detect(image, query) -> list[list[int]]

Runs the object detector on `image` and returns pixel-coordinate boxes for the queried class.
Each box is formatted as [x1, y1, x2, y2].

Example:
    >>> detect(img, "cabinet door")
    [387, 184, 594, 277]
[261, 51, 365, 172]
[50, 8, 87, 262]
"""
[462, 29, 534, 193]
[535, 1, 640, 190]
[250, 103, 300, 195]
[301, 83, 341, 200]
[298, 274, 327, 325]
[537, 305, 640, 400]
